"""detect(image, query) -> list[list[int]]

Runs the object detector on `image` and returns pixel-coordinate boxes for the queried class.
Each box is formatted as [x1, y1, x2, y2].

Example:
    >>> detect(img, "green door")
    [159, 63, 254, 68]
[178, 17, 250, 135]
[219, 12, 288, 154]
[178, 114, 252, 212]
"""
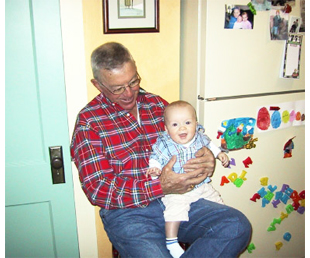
[5, 0, 79, 257]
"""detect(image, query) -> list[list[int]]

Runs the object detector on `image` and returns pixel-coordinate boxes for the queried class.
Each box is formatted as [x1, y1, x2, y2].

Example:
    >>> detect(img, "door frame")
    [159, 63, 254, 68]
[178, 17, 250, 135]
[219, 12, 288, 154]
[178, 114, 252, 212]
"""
[59, 1, 99, 257]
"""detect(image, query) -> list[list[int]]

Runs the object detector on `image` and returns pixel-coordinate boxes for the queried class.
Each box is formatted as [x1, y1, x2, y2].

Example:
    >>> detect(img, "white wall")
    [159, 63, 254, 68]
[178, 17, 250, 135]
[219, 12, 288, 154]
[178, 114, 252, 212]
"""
[59, 1, 98, 257]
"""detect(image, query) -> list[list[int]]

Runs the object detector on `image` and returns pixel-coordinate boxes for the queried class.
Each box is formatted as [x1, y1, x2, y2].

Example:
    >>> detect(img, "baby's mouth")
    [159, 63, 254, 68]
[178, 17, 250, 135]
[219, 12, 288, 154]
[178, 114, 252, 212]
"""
[179, 133, 187, 139]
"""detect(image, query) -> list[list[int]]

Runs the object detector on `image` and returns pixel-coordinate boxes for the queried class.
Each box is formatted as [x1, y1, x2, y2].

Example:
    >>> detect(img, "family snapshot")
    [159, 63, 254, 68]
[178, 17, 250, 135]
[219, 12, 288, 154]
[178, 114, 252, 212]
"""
[224, 5, 254, 29]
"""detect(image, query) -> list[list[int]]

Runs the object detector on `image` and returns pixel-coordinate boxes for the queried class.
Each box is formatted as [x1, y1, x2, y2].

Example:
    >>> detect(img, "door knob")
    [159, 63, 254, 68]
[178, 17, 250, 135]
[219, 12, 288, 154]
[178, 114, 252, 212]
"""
[51, 157, 63, 170]
[49, 146, 65, 184]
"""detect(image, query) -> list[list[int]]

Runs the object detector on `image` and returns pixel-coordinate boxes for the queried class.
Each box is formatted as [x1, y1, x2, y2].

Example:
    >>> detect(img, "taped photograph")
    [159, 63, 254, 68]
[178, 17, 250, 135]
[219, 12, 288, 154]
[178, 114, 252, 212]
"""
[224, 5, 254, 29]
[270, 8, 288, 40]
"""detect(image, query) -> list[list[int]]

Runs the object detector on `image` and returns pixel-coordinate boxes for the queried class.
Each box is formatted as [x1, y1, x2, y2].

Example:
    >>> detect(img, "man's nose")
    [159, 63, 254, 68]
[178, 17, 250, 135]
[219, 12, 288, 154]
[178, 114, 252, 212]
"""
[123, 85, 134, 95]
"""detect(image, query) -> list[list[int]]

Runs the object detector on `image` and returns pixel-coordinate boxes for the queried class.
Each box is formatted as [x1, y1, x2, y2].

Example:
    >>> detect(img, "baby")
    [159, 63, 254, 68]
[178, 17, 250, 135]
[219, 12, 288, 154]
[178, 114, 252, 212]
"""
[147, 100, 229, 258]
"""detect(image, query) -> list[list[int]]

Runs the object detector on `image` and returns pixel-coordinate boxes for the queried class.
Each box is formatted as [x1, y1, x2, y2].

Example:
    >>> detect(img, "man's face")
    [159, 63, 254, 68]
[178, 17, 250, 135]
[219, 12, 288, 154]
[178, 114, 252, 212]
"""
[92, 61, 140, 113]
[233, 9, 240, 18]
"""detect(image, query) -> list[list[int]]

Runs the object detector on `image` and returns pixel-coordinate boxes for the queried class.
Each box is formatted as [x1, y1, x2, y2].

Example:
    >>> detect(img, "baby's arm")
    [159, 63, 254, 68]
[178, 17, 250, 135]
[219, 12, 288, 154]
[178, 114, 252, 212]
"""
[147, 159, 163, 179]
[205, 139, 229, 168]
[146, 167, 162, 177]
[217, 152, 230, 167]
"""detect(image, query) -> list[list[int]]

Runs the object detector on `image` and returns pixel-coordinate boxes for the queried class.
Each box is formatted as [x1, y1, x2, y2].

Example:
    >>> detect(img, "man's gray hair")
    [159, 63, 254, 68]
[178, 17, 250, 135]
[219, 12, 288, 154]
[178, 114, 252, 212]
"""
[91, 42, 135, 81]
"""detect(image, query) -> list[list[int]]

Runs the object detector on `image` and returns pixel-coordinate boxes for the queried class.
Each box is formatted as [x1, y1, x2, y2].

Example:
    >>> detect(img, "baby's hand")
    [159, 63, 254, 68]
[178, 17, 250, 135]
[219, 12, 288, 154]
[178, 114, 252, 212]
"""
[218, 152, 230, 168]
[146, 167, 162, 178]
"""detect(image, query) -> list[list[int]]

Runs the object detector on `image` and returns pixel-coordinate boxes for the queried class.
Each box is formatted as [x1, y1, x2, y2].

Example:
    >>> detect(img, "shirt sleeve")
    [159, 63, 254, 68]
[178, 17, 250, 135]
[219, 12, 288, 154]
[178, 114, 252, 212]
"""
[207, 141, 221, 158]
[71, 123, 164, 210]
[151, 132, 171, 158]
[149, 159, 162, 170]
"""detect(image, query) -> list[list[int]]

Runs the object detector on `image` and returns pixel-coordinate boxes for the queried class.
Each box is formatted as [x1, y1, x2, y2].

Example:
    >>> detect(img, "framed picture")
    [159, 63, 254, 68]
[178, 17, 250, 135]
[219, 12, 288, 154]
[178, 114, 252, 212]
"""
[103, 0, 159, 34]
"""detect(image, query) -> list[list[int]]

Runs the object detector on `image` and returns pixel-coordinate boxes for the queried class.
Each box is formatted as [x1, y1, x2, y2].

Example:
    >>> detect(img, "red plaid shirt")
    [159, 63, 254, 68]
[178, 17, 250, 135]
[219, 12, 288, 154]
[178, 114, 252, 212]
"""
[71, 89, 168, 209]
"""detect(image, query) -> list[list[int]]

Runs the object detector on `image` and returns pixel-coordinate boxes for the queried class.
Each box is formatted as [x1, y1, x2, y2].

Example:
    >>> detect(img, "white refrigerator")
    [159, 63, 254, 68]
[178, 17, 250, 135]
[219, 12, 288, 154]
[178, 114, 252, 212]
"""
[180, 0, 305, 257]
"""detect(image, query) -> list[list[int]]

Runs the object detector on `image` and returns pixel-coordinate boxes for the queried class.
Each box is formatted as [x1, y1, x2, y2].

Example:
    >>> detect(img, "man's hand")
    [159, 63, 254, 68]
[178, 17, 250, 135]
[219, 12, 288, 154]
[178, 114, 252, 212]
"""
[159, 147, 215, 195]
[183, 147, 215, 177]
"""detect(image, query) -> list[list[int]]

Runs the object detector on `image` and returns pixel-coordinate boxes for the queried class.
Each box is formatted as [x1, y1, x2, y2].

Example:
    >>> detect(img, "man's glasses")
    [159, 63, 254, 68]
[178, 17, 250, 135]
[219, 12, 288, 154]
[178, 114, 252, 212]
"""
[98, 73, 141, 95]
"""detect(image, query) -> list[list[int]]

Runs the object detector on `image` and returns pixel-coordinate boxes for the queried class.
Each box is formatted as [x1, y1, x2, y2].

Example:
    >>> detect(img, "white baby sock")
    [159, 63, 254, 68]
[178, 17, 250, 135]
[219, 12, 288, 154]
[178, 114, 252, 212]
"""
[166, 237, 185, 258]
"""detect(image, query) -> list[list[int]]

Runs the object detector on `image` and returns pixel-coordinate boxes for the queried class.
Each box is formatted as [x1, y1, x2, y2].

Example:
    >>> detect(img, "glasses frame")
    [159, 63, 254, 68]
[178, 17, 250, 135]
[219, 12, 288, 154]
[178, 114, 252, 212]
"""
[98, 73, 141, 95]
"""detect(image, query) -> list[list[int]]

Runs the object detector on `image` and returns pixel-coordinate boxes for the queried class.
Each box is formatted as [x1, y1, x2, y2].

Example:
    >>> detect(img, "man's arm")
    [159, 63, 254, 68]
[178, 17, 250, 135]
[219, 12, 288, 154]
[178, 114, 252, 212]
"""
[71, 125, 164, 209]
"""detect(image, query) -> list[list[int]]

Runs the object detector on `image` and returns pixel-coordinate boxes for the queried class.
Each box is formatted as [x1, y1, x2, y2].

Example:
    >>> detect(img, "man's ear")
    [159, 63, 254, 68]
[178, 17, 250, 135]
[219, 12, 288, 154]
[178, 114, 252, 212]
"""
[91, 79, 102, 92]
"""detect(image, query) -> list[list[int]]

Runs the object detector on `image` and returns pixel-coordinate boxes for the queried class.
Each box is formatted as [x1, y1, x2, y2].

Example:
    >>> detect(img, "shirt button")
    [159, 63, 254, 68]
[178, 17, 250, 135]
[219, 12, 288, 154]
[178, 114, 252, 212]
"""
[146, 149, 149, 152]
[126, 113, 130, 117]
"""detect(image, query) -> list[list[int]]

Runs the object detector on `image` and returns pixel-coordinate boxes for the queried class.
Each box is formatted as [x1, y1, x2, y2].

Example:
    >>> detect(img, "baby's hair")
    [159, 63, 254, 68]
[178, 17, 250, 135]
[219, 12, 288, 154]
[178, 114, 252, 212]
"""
[164, 100, 197, 124]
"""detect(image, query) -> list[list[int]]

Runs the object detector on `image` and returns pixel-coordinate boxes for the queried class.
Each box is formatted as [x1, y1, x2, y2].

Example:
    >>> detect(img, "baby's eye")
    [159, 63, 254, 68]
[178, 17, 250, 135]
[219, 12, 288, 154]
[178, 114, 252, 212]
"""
[172, 123, 178, 127]
[185, 121, 191, 125]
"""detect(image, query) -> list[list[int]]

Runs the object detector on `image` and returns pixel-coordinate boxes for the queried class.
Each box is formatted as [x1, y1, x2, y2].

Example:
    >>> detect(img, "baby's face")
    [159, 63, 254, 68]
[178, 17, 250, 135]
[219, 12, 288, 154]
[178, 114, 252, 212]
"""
[165, 105, 197, 145]
[242, 14, 248, 21]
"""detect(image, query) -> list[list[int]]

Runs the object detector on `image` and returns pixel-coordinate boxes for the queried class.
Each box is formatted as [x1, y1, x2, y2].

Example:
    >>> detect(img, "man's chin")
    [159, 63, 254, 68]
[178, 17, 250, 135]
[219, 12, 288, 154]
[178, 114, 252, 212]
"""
[119, 101, 136, 112]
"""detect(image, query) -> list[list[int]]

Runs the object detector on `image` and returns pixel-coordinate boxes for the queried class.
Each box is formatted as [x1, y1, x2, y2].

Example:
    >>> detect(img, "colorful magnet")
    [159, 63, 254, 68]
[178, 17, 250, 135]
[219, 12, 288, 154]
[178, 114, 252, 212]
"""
[247, 2, 257, 15]
[234, 178, 244, 187]
[280, 212, 288, 220]
[272, 199, 280, 208]
[283, 232, 292, 241]
[220, 176, 230, 186]
[243, 157, 253, 168]
[268, 185, 277, 193]
[247, 243, 256, 253]
[283, 137, 295, 158]
[275, 241, 283, 250]
[260, 177, 268, 186]
[250, 193, 261, 202]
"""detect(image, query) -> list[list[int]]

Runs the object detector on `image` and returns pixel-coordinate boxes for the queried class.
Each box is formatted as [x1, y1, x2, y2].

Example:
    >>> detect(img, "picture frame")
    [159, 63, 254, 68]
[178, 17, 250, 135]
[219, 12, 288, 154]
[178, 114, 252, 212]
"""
[103, 0, 159, 34]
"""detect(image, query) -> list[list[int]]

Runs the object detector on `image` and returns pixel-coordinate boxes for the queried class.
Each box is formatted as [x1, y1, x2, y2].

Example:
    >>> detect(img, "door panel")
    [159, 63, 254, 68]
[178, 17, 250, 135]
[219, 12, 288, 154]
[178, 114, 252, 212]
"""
[5, 0, 80, 257]
[5, 0, 45, 165]
[6, 203, 56, 257]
